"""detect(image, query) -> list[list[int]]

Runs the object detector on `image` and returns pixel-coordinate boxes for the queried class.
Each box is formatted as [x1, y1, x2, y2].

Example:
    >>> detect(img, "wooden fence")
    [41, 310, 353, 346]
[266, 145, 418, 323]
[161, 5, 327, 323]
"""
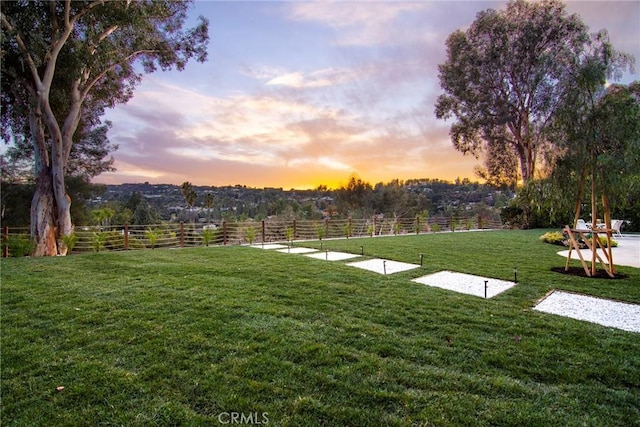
[2, 215, 503, 257]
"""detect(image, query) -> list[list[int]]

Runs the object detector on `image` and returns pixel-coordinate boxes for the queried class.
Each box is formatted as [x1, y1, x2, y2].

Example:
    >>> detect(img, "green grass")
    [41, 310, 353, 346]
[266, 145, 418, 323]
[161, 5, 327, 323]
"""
[2, 230, 639, 426]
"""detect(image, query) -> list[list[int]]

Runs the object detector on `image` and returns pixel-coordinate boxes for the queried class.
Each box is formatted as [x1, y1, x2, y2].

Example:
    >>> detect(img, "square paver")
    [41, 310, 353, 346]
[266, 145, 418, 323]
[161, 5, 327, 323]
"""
[534, 290, 640, 333]
[347, 259, 421, 275]
[250, 243, 289, 250]
[276, 247, 318, 254]
[412, 270, 516, 299]
[305, 251, 361, 261]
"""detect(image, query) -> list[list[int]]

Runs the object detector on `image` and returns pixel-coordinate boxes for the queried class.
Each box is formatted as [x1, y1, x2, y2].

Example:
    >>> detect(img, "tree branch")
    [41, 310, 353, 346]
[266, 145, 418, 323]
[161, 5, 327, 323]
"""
[0, 13, 42, 90]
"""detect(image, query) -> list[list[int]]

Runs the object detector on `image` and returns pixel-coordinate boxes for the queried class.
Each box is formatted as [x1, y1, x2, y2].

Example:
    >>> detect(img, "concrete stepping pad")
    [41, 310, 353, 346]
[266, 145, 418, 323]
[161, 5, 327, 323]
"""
[347, 259, 421, 275]
[412, 270, 515, 299]
[305, 251, 361, 261]
[534, 290, 640, 333]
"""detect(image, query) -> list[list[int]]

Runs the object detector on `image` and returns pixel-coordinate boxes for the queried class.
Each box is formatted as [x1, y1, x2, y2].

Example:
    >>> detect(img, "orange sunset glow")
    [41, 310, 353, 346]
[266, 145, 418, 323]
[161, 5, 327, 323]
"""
[97, 1, 639, 189]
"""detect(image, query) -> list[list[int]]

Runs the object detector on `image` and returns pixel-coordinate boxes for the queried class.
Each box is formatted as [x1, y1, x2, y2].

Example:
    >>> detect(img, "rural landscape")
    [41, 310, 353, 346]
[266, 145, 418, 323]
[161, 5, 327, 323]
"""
[2, 0, 639, 425]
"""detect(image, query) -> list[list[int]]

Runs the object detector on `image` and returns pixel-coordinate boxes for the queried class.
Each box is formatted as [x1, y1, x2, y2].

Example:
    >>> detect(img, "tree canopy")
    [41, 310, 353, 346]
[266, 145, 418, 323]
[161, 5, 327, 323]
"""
[435, 0, 592, 185]
[1, 0, 209, 255]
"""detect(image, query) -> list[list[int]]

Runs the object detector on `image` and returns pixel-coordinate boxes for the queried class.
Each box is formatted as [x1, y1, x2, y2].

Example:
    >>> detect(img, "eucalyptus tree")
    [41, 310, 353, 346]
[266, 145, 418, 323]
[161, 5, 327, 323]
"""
[435, 0, 590, 185]
[1, 1, 208, 255]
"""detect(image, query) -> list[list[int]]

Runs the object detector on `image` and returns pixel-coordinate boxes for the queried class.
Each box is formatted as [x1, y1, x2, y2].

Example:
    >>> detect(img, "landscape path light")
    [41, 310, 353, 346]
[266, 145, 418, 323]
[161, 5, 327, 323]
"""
[514, 266, 518, 283]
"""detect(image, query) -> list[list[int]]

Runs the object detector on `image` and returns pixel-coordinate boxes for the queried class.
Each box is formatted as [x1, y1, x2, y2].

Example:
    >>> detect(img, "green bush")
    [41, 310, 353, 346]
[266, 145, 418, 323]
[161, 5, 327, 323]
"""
[92, 232, 107, 252]
[202, 228, 217, 246]
[539, 231, 566, 246]
[4, 234, 33, 257]
[145, 228, 160, 249]
[61, 232, 78, 253]
[599, 236, 618, 248]
[245, 226, 256, 244]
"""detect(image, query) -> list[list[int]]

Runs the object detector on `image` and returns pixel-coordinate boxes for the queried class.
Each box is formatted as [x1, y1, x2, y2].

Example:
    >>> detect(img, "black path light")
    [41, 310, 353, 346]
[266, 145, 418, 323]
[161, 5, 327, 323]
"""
[383, 260, 387, 275]
[484, 280, 489, 299]
[420, 253, 424, 266]
[513, 266, 518, 283]
[360, 246, 364, 255]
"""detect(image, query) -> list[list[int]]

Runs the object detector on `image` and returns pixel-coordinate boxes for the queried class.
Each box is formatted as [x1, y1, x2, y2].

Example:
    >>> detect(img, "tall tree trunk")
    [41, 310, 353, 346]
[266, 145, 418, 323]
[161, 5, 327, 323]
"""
[30, 167, 58, 256]
[28, 95, 59, 256]
[517, 142, 535, 184]
[52, 129, 73, 255]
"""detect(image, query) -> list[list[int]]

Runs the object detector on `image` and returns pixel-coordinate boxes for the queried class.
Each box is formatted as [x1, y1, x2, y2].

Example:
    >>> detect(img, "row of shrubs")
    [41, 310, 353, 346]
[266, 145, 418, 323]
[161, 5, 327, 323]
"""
[539, 231, 618, 248]
[2, 228, 223, 257]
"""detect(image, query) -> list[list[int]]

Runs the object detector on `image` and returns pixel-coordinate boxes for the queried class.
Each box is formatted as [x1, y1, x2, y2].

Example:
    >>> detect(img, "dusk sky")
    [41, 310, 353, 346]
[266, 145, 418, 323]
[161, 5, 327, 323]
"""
[99, 1, 640, 189]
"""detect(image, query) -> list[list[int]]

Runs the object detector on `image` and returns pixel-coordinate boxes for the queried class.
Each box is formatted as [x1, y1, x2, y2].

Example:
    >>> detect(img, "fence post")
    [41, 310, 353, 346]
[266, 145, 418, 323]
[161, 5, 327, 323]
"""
[180, 222, 185, 247]
[373, 217, 377, 236]
[223, 221, 227, 245]
[293, 219, 297, 240]
[261, 220, 266, 243]
[415, 216, 420, 234]
[3, 226, 8, 258]
[124, 224, 129, 250]
[477, 215, 482, 230]
[325, 218, 329, 239]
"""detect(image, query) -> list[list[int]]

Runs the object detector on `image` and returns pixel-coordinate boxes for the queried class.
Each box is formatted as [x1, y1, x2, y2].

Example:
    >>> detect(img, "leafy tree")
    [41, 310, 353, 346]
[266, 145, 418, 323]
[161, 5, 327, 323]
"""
[435, 0, 591, 185]
[132, 199, 160, 226]
[1, 1, 209, 255]
[336, 174, 374, 218]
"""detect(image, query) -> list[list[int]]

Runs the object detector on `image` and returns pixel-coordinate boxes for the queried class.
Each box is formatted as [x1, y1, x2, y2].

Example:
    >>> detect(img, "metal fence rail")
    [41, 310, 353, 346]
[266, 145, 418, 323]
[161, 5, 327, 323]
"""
[2, 215, 503, 257]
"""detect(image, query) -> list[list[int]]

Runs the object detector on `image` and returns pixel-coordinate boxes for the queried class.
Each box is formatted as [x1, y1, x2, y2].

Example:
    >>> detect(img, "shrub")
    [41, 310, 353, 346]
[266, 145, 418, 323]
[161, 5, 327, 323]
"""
[286, 227, 295, 242]
[367, 224, 374, 237]
[245, 226, 256, 244]
[62, 232, 78, 253]
[92, 232, 107, 252]
[343, 223, 352, 239]
[202, 228, 217, 246]
[599, 236, 618, 248]
[4, 234, 33, 257]
[539, 231, 566, 246]
[431, 222, 441, 233]
[145, 228, 160, 249]
[316, 225, 325, 241]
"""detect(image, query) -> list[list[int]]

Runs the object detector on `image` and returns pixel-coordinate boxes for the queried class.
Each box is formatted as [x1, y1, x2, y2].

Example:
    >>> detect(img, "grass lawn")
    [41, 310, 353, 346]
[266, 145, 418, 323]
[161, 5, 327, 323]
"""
[2, 229, 639, 426]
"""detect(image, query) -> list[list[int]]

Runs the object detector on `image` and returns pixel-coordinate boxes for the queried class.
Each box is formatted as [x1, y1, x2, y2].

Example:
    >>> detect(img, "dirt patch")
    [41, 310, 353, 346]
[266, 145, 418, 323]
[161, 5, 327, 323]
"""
[551, 266, 629, 280]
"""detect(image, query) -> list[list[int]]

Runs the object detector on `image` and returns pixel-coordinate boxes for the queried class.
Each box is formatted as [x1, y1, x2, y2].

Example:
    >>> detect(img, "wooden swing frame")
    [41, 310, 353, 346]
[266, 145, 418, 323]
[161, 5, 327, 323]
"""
[565, 160, 616, 278]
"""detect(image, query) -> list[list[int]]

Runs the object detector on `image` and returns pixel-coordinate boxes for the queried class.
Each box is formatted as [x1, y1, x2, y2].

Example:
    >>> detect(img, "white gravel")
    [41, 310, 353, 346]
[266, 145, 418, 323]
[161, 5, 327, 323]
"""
[305, 251, 361, 261]
[347, 259, 421, 275]
[534, 291, 640, 333]
[412, 271, 516, 299]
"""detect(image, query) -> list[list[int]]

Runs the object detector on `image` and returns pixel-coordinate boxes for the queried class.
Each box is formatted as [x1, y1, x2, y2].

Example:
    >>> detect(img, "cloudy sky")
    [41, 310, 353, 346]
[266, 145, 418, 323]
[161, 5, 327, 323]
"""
[99, 0, 640, 189]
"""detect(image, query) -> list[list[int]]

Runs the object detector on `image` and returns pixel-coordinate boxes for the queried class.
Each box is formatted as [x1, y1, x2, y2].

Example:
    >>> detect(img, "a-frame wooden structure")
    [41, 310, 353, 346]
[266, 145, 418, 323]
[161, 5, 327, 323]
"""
[564, 164, 616, 278]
